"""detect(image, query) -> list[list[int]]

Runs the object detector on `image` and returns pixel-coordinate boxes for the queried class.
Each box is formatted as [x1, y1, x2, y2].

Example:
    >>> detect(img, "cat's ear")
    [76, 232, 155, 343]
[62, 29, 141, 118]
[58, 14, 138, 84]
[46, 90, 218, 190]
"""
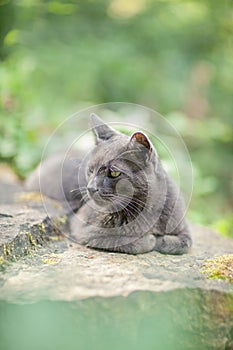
[90, 113, 118, 144]
[129, 131, 154, 160]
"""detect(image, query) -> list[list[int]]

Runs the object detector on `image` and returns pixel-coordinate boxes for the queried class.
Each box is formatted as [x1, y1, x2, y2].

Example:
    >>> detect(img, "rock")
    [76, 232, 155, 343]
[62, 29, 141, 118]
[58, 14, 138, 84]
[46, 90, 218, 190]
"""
[0, 203, 69, 263]
[0, 165, 232, 300]
[0, 166, 69, 266]
[0, 164, 233, 349]
[0, 224, 232, 301]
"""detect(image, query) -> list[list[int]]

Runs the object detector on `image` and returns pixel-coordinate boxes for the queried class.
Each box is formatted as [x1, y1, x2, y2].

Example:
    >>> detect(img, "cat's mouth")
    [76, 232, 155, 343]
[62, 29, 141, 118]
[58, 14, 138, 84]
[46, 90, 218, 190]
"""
[87, 188, 137, 215]
[87, 187, 114, 206]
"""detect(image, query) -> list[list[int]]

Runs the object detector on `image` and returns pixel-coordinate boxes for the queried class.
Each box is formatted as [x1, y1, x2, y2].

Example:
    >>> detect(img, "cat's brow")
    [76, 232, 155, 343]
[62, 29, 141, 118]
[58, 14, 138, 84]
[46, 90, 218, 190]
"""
[115, 149, 138, 160]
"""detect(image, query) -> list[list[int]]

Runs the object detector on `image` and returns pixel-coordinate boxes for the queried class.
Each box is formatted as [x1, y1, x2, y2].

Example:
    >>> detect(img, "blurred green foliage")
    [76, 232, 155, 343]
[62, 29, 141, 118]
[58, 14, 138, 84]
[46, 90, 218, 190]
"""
[0, 0, 232, 235]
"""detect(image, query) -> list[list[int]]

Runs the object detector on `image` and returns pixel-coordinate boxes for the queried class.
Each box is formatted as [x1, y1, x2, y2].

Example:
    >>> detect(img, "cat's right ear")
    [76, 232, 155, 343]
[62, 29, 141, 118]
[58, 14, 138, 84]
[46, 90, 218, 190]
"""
[129, 131, 154, 161]
[90, 113, 118, 144]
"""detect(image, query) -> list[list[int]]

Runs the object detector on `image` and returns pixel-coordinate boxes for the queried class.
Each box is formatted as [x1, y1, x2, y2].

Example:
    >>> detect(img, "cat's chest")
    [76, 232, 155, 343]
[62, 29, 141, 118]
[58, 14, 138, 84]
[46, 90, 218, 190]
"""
[76, 199, 164, 237]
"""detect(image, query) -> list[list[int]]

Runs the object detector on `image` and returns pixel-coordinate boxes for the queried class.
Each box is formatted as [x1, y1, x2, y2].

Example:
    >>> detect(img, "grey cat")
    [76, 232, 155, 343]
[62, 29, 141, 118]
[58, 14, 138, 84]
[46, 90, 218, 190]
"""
[26, 114, 192, 255]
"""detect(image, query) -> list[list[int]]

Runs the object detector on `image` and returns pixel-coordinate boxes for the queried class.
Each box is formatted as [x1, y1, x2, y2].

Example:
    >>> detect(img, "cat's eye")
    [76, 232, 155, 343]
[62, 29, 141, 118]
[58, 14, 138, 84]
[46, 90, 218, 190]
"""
[109, 170, 121, 178]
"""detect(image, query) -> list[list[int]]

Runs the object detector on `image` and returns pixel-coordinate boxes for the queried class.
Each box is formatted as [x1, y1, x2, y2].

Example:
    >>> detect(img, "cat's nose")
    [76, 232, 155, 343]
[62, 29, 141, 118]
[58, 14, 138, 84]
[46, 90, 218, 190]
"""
[87, 186, 98, 195]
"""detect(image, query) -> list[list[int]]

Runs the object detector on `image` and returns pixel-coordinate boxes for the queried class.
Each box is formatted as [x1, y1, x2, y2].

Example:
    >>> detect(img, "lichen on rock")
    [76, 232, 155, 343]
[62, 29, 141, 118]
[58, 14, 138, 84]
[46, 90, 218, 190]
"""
[202, 255, 233, 283]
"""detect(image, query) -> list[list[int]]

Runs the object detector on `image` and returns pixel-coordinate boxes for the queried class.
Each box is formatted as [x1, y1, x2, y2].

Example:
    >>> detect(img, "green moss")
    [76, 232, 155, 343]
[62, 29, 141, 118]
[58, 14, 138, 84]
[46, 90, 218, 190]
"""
[51, 215, 68, 237]
[0, 255, 10, 272]
[202, 255, 233, 283]
[42, 254, 60, 265]
[0, 214, 68, 266]
[38, 223, 46, 234]
[3, 243, 11, 256]
[52, 215, 67, 226]
[60, 215, 67, 225]
[2, 242, 16, 261]
[49, 236, 62, 242]
[2, 231, 39, 263]
[26, 232, 37, 247]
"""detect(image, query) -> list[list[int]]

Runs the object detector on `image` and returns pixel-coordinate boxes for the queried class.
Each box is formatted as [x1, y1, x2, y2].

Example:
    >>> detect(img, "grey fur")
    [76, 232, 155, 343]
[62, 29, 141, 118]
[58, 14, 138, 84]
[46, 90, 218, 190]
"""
[25, 150, 85, 211]
[26, 114, 192, 255]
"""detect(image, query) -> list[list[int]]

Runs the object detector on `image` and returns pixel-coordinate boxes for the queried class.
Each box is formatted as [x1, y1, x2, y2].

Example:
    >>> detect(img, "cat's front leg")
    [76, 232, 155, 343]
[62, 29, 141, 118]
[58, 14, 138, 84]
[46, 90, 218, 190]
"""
[87, 234, 156, 255]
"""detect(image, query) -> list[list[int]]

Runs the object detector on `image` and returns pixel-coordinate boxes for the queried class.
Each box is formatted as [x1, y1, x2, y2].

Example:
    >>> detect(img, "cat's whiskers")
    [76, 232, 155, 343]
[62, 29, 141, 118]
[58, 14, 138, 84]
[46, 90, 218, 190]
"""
[116, 193, 153, 211]
[70, 186, 89, 202]
[112, 198, 139, 223]
[118, 201, 150, 233]
[114, 196, 150, 228]
[125, 202, 149, 227]
[70, 186, 87, 194]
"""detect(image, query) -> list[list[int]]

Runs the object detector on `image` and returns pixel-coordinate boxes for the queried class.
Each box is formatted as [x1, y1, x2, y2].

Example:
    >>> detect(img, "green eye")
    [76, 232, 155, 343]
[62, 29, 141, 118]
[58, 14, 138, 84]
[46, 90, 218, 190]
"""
[109, 170, 121, 178]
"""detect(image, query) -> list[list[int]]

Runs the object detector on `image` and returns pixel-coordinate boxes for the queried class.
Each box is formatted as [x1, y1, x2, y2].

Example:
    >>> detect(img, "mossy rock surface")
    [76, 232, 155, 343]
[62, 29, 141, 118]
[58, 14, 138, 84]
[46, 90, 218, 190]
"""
[202, 255, 233, 282]
[0, 169, 69, 267]
[0, 167, 233, 301]
[0, 164, 233, 349]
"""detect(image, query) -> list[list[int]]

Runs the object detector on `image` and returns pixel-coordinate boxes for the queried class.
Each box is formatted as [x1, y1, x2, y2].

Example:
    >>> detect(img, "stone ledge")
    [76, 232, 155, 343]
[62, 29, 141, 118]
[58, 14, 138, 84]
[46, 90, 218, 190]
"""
[0, 167, 232, 303]
[0, 223, 232, 302]
[0, 203, 69, 265]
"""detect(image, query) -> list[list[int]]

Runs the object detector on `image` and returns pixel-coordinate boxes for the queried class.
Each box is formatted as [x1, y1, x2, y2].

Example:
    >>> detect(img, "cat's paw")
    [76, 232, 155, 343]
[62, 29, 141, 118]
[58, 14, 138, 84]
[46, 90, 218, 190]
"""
[154, 233, 192, 255]
[131, 234, 156, 254]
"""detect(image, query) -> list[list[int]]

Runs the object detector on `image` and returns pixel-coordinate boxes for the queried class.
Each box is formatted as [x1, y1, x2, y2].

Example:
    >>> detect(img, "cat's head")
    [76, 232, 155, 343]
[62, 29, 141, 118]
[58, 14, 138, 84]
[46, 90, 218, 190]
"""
[85, 114, 157, 211]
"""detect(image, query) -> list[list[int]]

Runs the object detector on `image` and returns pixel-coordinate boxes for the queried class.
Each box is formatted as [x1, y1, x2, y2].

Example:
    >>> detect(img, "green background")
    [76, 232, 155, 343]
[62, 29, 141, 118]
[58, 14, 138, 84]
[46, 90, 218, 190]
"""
[0, 0, 232, 235]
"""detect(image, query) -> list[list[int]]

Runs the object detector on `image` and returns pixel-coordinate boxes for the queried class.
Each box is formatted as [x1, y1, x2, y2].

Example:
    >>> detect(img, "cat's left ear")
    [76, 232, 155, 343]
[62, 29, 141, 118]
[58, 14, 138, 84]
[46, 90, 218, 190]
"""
[90, 113, 118, 144]
[129, 132, 154, 160]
